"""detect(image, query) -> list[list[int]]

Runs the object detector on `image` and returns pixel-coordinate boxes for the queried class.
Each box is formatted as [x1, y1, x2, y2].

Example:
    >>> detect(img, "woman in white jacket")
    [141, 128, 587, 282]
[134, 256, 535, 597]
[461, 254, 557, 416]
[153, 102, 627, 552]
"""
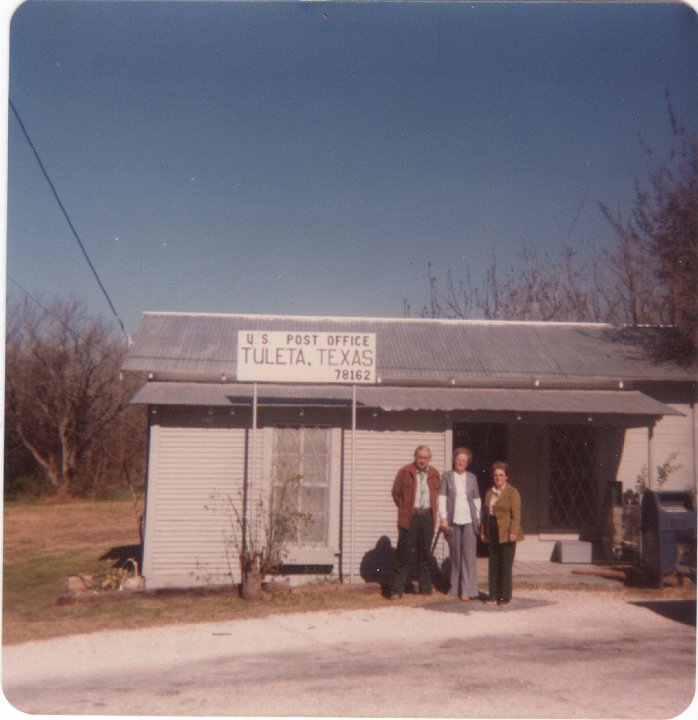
[438, 447, 482, 601]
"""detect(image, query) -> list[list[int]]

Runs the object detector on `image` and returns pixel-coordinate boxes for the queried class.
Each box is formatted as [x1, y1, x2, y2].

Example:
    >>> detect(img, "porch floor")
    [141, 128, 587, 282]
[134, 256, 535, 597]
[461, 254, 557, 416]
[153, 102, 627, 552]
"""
[477, 557, 628, 587]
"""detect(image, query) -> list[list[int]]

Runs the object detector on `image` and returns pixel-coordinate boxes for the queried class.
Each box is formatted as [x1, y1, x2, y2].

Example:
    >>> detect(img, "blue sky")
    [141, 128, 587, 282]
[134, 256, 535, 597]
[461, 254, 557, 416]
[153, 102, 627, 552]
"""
[6, 0, 698, 336]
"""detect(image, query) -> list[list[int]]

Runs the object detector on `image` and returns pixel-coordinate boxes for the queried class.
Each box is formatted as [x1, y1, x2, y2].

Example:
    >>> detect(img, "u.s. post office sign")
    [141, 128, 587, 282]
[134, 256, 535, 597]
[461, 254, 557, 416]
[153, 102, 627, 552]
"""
[237, 331, 377, 383]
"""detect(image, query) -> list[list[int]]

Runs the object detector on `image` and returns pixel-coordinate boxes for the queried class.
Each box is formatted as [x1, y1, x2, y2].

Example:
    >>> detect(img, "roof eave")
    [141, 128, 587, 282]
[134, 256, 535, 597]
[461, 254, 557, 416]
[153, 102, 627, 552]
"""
[123, 368, 669, 392]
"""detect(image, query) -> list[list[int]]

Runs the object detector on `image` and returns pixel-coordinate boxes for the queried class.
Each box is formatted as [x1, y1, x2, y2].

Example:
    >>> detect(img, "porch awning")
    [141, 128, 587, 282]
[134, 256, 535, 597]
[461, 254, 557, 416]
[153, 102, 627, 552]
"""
[132, 382, 681, 420]
[358, 386, 682, 416]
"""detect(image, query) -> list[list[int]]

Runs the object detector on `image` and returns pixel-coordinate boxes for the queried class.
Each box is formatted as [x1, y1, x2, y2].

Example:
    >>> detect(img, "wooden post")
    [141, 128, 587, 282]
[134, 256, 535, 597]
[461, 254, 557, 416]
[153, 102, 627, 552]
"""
[647, 421, 656, 491]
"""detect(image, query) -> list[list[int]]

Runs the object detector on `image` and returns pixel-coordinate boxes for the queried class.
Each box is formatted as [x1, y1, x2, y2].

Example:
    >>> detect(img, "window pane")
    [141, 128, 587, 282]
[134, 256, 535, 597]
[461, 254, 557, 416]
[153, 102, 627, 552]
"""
[273, 458, 301, 484]
[304, 427, 329, 453]
[275, 427, 301, 455]
[300, 486, 328, 544]
[272, 425, 330, 548]
[302, 454, 329, 484]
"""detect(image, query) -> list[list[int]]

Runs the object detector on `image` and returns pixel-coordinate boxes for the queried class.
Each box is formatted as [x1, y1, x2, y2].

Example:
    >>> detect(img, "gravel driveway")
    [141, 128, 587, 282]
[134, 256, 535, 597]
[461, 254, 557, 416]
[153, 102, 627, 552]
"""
[3, 588, 695, 718]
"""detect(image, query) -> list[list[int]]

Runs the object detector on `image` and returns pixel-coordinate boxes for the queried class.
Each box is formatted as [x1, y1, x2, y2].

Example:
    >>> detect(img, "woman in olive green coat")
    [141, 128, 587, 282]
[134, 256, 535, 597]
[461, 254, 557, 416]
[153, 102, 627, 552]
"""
[481, 461, 524, 606]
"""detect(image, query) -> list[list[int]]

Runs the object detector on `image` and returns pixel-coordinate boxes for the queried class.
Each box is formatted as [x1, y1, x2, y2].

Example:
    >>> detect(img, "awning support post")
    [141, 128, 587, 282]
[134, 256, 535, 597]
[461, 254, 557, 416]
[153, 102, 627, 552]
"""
[647, 420, 656, 491]
[691, 402, 698, 502]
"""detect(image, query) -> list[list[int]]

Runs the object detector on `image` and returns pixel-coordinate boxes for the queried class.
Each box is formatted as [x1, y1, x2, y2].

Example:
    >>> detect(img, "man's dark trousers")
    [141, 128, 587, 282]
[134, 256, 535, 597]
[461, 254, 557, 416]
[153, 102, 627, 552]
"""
[391, 511, 434, 596]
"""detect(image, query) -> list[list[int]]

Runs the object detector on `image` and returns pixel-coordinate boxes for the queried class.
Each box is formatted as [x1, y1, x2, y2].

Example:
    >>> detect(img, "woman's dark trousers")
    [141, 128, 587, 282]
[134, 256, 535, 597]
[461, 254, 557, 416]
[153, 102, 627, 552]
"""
[488, 516, 516, 602]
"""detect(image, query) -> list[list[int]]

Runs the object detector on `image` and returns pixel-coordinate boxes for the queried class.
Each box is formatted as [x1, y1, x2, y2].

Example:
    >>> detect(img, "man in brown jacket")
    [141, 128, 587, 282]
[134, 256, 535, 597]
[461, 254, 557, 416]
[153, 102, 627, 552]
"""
[388, 445, 441, 599]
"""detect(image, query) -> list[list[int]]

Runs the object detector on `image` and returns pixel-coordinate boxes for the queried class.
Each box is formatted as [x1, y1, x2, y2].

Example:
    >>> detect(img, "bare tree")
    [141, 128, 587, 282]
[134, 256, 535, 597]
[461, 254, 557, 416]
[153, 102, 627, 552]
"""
[423, 243, 601, 323]
[601, 96, 697, 356]
[415, 99, 697, 364]
[4, 296, 145, 497]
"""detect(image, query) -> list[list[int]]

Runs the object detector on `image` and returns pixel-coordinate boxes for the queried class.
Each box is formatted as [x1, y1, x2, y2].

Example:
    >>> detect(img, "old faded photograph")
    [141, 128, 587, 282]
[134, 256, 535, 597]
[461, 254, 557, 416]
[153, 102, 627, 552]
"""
[3, 1, 697, 718]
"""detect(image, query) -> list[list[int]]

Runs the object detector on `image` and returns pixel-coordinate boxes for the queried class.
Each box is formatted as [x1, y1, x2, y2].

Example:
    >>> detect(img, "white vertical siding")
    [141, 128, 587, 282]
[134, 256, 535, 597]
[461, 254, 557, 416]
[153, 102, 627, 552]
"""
[341, 419, 446, 582]
[143, 423, 246, 589]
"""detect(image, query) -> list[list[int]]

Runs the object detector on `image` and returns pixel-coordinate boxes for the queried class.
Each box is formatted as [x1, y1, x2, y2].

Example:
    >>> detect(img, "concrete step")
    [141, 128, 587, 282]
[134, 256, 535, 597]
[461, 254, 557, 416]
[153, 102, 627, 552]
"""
[551, 540, 593, 564]
[514, 534, 582, 562]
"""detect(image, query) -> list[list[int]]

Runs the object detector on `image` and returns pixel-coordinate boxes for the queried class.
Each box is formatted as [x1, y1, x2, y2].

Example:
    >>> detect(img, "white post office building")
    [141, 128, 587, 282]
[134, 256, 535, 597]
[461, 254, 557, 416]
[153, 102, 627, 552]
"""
[122, 312, 696, 590]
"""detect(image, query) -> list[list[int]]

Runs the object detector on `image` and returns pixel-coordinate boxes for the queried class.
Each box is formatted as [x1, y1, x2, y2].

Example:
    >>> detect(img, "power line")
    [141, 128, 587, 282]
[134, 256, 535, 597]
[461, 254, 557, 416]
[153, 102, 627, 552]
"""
[9, 98, 131, 343]
[8, 274, 98, 344]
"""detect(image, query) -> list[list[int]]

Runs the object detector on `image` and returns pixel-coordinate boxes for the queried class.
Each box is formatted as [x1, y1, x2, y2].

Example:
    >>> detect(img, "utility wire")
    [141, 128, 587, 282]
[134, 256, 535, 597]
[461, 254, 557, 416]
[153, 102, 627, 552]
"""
[9, 98, 131, 343]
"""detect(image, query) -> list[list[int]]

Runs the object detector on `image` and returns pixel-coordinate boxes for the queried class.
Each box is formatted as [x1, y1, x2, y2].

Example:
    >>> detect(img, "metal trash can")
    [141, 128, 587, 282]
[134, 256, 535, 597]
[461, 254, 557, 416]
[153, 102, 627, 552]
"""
[640, 491, 697, 588]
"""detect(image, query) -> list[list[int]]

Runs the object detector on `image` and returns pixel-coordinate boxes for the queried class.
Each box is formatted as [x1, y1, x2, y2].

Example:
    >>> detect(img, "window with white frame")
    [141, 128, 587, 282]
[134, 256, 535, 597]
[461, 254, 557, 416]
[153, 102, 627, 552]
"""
[271, 425, 331, 546]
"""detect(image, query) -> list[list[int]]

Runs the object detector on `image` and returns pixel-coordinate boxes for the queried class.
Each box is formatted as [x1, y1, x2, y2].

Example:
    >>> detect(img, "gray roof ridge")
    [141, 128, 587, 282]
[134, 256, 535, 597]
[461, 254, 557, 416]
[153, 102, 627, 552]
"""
[140, 310, 614, 329]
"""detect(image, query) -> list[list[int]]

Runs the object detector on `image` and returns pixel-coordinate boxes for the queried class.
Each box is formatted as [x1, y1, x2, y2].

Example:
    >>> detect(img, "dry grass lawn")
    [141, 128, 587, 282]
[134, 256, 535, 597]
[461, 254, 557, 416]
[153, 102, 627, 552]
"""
[2, 499, 395, 646]
[4, 499, 694, 647]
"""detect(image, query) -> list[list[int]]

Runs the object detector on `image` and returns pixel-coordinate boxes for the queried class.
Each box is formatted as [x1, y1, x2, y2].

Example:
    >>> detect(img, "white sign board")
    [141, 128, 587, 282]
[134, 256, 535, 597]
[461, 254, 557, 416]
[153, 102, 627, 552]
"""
[237, 331, 377, 383]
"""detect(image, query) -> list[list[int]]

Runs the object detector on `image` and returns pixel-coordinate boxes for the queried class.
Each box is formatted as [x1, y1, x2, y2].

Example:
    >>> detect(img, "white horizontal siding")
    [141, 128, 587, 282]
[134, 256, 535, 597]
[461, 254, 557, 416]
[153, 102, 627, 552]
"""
[652, 404, 695, 491]
[341, 427, 446, 581]
[143, 424, 247, 588]
[141, 401, 695, 591]
[616, 405, 696, 493]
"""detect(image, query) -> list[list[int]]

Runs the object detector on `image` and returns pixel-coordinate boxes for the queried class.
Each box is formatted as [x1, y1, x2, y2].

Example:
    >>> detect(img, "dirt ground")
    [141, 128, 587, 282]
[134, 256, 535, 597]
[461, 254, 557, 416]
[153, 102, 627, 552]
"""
[3, 587, 695, 718]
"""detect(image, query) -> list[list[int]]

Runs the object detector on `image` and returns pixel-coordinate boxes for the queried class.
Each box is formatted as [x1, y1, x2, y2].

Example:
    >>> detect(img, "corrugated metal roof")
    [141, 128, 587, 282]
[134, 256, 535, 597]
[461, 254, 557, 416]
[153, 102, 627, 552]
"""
[122, 312, 695, 386]
[133, 382, 681, 419]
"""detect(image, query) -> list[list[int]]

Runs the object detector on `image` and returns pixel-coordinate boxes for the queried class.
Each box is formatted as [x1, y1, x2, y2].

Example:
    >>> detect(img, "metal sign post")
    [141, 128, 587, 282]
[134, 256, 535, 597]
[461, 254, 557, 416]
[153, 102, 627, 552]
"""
[250, 382, 258, 549]
[237, 330, 377, 584]
[350, 384, 357, 583]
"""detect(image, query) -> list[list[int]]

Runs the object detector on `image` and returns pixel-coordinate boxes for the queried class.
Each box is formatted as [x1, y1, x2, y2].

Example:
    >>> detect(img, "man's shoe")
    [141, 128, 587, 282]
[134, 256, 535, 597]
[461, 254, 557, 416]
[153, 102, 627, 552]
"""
[497, 599, 510, 606]
[484, 598, 497, 605]
[388, 592, 403, 600]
